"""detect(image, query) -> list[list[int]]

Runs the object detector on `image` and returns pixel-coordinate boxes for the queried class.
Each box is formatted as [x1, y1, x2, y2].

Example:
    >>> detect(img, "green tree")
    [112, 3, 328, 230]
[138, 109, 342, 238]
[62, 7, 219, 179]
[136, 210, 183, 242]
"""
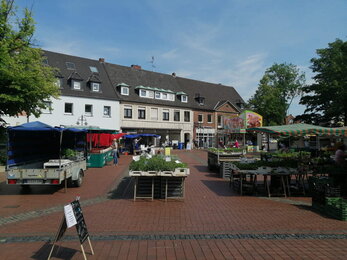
[0, 0, 59, 122]
[248, 63, 305, 126]
[298, 38, 347, 126]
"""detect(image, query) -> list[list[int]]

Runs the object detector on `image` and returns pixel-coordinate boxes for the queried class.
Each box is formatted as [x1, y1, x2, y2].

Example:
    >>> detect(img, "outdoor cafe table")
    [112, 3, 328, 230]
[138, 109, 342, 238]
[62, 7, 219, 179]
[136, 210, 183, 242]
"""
[234, 168, 295, 197]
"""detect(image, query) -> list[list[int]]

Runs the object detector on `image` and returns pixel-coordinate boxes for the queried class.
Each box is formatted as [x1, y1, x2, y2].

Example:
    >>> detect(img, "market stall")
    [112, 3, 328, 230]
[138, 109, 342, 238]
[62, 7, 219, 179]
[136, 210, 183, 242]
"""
[123, 134, 161, 155]
[84, 128, 120, 168]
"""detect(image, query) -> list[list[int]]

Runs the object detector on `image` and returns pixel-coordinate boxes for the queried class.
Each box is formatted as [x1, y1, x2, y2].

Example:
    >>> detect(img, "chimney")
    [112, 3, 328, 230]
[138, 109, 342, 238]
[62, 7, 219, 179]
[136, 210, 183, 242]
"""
[99, 58, 105, 63]
[172, 72, 176, 77]
[131, 64, 142, 70]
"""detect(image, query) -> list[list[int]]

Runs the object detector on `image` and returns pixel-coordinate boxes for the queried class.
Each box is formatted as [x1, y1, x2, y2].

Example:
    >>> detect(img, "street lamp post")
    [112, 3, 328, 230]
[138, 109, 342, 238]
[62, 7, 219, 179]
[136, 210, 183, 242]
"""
[76, 115, 88, 126]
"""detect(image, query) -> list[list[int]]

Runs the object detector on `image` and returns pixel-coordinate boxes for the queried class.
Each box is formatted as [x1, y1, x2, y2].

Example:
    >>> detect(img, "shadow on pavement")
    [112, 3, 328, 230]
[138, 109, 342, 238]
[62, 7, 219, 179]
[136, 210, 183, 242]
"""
[31, 242, 78, 260]
[0, 181, 65, 195]
[108, 177, 134, 200]
[201, 180, 238, 196]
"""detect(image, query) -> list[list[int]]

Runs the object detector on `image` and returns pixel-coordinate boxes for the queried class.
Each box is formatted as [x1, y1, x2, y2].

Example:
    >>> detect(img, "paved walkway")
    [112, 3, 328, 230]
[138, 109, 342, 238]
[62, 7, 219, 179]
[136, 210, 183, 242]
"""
[0, 150, 347, 259]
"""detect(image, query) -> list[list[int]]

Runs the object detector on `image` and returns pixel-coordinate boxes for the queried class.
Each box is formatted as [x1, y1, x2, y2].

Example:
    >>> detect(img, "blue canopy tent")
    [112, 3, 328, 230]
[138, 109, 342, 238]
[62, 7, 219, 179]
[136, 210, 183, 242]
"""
[7, 121, 87, 166]
[123, 133, 161, 154]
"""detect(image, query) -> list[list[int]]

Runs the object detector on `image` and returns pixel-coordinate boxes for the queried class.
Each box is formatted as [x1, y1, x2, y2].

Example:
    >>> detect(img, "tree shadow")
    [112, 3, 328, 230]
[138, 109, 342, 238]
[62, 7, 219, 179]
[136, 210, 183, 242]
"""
[193, 165, 220, 177]
[31, 241, 78, 260]
[108, 177, 134, 200]
[201, 180, 239, 196]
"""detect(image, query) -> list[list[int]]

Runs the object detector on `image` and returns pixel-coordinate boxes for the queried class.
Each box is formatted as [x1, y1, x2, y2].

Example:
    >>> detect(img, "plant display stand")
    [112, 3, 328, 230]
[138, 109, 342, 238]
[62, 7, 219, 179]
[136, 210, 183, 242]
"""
[208, 151, 243, 173]
[130, 170, 188, 201]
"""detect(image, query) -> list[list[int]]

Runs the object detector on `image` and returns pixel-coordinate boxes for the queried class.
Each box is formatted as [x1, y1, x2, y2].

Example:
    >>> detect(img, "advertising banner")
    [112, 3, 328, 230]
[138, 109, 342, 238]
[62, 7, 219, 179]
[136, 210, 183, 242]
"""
[223, 111, 262, 133]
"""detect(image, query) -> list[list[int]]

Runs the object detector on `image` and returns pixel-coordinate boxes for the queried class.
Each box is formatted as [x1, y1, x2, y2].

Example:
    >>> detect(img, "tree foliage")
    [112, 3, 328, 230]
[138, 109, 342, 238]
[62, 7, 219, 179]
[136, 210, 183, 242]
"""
[0, 0, 59, 120]
[248, 63, 305, 126]
[298, 38, 347, 126]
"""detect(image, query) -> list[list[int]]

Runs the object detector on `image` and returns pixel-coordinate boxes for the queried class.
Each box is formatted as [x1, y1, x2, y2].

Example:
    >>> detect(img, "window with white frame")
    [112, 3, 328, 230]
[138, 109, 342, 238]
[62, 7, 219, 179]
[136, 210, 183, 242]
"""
[198, 114, 203, 123]
[217, 115, 223, 127]
[73, 81, 81, 90]
[162, 93, 167, 100]
[207, 114, 212, 123]
[85, 104, 93, 116]
[91, 82, 100, 92]
[124, 106, 132, 118]
[64, 103, 73, 114]
[174, 110, 180, 121]
[42, 101, 52, 114]
[163, 109, 169, 121]
[121, 86, 129, 95]
[139, 89, 154, 98]
[155, 92, 161, 99]
[103, 106, 111, 117]
[184, 111, 190, 122]
[181, 95, 188, 103]
[150, 108, 158, 120]
[138, 107, 146, 119]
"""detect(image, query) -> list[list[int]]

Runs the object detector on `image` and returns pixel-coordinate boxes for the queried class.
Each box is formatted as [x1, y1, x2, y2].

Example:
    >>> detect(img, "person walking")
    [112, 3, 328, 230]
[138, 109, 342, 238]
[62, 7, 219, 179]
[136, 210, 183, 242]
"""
[112, 140, 119, 166]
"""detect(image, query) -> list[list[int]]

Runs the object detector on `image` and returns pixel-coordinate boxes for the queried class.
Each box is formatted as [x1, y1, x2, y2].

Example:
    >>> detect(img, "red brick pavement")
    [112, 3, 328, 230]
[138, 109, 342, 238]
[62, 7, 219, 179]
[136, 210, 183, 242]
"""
[0, 154, 132, 218]
[0, 150, 347, 259]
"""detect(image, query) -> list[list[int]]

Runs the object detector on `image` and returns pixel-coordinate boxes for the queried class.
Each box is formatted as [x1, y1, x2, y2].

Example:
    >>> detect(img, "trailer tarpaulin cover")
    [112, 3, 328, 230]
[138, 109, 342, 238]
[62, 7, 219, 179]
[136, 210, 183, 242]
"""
[7, 121, 86, 166]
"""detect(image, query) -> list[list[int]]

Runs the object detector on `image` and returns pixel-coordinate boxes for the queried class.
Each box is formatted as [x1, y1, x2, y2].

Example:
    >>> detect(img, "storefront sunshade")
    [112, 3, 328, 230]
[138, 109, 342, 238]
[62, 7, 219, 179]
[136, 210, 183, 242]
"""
[247, 123, 347, 137]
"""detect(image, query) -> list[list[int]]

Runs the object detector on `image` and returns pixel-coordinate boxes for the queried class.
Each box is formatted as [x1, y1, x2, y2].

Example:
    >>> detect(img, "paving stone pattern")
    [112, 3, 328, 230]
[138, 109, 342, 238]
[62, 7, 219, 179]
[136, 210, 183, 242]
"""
[0, 150, 347, 259]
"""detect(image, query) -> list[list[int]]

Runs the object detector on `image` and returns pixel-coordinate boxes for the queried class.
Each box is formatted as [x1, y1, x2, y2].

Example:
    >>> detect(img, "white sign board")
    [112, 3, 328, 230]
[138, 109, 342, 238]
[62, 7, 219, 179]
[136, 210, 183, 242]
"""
[64, 204, 77, 228]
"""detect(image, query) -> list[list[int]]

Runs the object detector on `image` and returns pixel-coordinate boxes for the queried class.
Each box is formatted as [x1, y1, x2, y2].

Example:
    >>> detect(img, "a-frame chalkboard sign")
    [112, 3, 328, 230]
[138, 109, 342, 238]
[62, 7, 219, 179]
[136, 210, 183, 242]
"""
[47, 198, 94, 260]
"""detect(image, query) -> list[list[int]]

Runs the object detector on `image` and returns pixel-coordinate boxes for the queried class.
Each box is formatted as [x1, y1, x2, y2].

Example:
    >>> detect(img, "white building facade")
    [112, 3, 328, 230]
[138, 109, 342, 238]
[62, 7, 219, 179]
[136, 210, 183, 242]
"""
[2, 96, 120, 129]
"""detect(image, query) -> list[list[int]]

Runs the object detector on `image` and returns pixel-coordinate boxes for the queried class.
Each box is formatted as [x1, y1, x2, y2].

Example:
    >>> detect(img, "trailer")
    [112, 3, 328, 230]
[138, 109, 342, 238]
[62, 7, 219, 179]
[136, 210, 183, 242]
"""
[6, 121, 87, 187]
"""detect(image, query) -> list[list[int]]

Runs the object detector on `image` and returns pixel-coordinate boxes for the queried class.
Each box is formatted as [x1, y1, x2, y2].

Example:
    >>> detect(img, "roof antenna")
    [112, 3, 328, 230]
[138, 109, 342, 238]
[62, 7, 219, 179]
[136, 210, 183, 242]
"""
[148, 56, 156, 71]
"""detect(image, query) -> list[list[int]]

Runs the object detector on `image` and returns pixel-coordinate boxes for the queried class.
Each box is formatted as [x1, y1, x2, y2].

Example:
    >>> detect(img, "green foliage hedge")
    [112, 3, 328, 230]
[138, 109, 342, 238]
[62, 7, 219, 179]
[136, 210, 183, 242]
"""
[232, 160, 298, 170]
[208, 148, 244, 153]
[129, 155, 187, 171]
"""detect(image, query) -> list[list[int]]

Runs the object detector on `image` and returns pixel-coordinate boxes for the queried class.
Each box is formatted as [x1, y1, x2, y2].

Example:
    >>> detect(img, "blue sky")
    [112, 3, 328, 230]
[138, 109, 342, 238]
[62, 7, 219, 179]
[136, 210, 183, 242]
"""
[17, 0, 347, 115]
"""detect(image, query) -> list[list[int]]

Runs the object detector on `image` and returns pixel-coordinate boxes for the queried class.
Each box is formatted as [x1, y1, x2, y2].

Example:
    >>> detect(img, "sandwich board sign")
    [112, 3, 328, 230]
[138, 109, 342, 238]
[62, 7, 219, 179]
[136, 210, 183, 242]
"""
[48, 198, 94, 260]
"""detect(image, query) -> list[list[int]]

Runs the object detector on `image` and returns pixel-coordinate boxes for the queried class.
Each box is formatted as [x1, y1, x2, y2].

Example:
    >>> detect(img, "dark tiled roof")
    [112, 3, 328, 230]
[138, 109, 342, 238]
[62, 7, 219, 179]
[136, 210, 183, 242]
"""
[105, 63, 245, 111]
[43, 50, 118, 101]
[44, 50, 245, 110]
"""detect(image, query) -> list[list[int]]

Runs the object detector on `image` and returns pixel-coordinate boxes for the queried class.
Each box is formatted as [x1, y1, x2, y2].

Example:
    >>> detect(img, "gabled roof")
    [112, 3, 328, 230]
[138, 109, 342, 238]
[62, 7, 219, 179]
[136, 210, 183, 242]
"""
[87, 73, 101, 83]
[43, 50, 118, 101]
[68, 71, 83, 81]
[44, 50, 245, 110]
[214, 100, 240, 112]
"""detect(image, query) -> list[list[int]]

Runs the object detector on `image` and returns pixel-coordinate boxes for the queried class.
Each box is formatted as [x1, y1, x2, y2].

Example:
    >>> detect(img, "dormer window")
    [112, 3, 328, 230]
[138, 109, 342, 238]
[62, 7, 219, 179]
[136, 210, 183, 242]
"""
[73, 81, 81, 90]
[176, 92, 188, 103]
[91, 82, 100, 92]
[121, 86, 129, 95]
[195, 94, 205, 106]
[68, 71, 83, 91]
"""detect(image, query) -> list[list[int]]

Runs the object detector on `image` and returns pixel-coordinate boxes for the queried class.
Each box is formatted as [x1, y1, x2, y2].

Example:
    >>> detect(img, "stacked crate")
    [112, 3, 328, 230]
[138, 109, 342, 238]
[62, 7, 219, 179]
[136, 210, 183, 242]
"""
[310, 176, 347, 221]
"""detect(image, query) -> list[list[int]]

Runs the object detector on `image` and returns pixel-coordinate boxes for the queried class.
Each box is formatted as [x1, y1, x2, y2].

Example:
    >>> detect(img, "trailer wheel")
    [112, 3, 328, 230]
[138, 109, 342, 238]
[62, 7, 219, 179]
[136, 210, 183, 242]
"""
[75, 170, 84, 187]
